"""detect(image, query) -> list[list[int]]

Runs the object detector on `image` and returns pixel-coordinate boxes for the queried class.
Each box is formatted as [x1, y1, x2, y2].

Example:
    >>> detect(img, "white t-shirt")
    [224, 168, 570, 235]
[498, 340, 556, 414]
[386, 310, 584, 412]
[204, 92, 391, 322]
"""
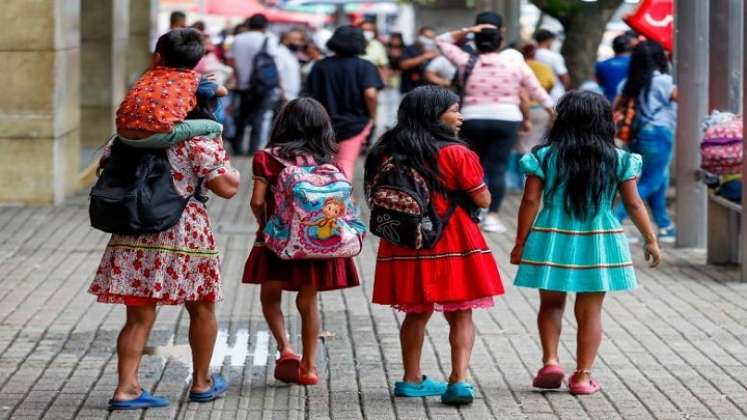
[535, 47, 568, 101]
[426, 56, 457, 81]
[228, 31, 279, 90]
[275, 44, 301, 100]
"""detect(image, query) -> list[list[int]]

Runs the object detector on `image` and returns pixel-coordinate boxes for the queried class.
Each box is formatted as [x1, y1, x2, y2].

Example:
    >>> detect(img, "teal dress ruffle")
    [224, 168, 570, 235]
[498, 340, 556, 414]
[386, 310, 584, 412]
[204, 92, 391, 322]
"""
[514, 147, 642, 292]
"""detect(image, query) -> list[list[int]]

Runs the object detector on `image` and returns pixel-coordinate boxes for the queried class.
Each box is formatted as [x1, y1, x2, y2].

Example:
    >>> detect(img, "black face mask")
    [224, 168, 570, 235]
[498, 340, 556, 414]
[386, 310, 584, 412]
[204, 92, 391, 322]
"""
[287, 44, 302, 52]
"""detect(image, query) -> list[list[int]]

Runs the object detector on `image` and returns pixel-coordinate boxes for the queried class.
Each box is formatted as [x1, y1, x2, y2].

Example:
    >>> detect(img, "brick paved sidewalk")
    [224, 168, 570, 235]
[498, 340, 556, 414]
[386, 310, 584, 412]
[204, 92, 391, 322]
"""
[1, 158, 747, 420]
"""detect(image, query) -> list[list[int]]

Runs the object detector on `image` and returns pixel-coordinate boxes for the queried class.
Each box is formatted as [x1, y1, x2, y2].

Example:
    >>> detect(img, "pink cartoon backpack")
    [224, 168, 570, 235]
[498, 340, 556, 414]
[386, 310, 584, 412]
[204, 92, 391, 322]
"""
[263, 150, 366, 260]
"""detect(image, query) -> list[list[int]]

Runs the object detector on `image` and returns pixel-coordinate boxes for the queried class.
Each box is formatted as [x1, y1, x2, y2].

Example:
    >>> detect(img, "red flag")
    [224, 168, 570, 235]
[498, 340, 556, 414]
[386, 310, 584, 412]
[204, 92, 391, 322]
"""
[624, 0, 673, 52]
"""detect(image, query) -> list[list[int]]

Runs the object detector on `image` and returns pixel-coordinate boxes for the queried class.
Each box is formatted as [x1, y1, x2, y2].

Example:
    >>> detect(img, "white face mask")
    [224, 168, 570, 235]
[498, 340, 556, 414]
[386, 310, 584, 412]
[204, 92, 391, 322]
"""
[363, 30, 375, 41]
[419, 36, 436, 49]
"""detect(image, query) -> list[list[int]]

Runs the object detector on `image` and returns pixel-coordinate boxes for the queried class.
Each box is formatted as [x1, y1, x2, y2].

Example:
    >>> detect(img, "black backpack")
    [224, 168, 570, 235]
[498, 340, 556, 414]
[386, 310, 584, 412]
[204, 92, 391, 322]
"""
[248, 37, 280, 98]
[89, 138, 205, 235]
[366, 157, 459, 249]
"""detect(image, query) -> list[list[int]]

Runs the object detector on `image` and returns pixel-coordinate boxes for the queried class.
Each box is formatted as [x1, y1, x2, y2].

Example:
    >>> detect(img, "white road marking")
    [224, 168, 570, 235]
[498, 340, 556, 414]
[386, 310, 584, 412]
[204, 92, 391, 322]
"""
[253, 331, 270, 366]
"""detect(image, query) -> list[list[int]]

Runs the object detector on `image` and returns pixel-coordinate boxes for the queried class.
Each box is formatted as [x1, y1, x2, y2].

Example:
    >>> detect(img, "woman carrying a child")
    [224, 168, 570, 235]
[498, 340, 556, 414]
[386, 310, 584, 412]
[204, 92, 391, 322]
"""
[89, 28, 240, 410]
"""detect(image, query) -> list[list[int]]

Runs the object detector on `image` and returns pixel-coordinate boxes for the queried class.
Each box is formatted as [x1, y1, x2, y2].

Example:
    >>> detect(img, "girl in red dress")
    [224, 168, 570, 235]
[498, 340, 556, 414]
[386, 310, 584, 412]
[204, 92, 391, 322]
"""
[242, 98, 360, 385]
[364, 86, 504, 405]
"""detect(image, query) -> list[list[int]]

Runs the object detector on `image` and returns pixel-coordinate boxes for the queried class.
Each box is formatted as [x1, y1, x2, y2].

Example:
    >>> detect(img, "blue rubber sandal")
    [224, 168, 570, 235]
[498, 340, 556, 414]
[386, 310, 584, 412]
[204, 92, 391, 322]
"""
[189, 374, 229, 402]
[108, 390, 169, 410]
[394, 375, 447, 397]
[441, 382, 475, 405]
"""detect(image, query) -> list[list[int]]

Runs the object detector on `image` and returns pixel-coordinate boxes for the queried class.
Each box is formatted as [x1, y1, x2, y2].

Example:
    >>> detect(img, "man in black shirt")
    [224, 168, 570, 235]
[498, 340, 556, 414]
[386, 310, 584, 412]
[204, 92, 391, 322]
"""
[306, 26, 384, 179]
[399, 26, 438, 94]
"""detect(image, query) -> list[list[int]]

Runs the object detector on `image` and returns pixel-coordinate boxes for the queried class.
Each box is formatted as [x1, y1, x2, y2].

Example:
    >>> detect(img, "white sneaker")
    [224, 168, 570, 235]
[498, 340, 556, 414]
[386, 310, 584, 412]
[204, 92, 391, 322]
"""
[482, 214, 507, 233]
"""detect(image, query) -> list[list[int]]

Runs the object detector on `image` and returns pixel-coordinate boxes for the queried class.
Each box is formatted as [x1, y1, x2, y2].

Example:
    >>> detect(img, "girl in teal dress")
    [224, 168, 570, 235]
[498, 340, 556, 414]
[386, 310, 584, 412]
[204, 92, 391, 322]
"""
[511, 91, 662, 395]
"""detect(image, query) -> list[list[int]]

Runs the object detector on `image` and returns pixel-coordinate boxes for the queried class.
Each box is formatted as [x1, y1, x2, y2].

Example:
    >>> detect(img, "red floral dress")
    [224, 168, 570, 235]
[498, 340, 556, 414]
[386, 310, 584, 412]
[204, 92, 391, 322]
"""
[88, 137, 231, 305]
[115, 66, 200, 133]
[372, 145, 504, 312]
[241, 150, 360, 291]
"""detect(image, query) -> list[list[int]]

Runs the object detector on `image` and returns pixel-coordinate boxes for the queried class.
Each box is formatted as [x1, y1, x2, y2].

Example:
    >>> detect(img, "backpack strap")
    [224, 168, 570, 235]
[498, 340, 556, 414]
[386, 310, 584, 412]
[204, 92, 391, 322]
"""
[268, 148, 316, 167]
[193, 177, 209, 203]
[458, 53, 479, 102]
[440, 191, 462, 226]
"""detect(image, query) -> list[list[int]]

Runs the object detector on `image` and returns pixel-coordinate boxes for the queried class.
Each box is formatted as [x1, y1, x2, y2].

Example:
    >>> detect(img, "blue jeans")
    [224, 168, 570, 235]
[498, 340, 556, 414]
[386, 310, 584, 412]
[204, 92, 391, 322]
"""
[614, 124, 674, 228]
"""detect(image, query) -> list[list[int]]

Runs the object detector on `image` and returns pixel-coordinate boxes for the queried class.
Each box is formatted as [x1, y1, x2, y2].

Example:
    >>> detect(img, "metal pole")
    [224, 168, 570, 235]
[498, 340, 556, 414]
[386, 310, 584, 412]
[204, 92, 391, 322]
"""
[674, 0, 709, 248]
[709, 0, 743, 113]
[741, 1, 747, 281]
[502, 0, 521, 46]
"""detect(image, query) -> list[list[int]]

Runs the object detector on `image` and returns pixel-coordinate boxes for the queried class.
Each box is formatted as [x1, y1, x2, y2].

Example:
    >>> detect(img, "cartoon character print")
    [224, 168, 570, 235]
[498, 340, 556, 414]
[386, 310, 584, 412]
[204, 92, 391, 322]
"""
[302, 197, 347, 246]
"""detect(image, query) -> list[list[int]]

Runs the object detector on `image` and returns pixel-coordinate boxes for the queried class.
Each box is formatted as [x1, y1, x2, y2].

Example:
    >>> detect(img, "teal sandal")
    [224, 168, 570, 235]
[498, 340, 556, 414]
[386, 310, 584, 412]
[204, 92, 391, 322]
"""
[441, 382, 475, 405]
[394, 375, 447, 397]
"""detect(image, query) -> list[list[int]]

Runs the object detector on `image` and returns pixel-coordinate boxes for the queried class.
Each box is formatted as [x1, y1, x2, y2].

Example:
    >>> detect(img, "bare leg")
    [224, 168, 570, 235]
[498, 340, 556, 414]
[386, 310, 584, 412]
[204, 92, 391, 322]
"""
[295, 285, 320, 375]
[185, 301, 218, 393]
[573, 292, 606, 384]
[444, 310, 475, 383]
[260, 282, 293, 354]
[400, 311, 433, 383]
[113, 304, 157, 401]
[538, 290, 567, 366]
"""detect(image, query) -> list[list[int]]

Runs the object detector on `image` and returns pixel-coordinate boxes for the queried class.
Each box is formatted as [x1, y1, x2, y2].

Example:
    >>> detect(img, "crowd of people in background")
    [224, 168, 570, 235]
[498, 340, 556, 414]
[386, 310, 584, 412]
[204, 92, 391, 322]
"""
[90, 7, 678, 411]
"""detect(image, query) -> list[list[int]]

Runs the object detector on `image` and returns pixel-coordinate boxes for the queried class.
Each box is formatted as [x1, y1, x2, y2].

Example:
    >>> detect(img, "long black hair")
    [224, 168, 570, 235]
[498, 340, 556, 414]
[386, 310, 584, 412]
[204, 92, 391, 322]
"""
[621, 40, 669, 100]
[364, 85, 463, 194]
[536, 90, 619, 220]
[267, 98, 338, 163]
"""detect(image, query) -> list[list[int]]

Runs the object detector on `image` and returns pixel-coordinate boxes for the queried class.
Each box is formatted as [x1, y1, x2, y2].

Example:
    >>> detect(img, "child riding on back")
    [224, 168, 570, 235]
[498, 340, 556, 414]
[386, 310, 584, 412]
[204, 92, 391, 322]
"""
[116, 28, 224, 148]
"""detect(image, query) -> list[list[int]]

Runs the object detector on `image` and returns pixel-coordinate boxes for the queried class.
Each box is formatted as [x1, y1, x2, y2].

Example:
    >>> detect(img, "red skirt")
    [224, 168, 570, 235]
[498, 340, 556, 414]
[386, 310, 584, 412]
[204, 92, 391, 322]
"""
[242, 237, 360, 292]
[372, 208, 503, 306]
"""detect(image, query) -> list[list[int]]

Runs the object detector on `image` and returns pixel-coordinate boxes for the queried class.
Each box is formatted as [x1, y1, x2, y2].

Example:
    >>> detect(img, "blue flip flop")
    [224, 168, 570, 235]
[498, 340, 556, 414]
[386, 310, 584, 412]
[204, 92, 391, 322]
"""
[189, 374, 229, 402]
[441, 381, 475, 405]
[394, 375, 448, 397]
[108, 390, 169, 410]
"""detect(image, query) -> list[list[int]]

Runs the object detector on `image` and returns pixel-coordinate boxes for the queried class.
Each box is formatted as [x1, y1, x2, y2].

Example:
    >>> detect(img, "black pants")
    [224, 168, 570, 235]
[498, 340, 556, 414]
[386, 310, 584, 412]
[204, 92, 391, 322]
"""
[461, 119, 521, 213]
[231, 89, 277, 155]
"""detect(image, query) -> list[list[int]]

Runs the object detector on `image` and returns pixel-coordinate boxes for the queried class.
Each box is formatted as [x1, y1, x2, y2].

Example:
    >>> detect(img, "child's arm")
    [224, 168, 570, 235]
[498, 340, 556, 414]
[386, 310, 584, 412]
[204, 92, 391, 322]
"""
[619, 180, 662, 267]
[250, 180, 268, 228]
[511, 175, 543, 265]
[206, 165, 240, 199]
[469, 188, 491, 209]
[215, 85, 229, 97]
[119, 120, 223, 148]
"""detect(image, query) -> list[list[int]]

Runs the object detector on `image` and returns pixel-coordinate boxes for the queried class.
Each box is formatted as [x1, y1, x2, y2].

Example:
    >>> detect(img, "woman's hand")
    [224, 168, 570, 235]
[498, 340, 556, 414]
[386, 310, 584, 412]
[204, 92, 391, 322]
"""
[644, 241, 662, 268]
[469, 24, 497, 33]
[510, 244, 524, 265]
[520, 119, 533, 134]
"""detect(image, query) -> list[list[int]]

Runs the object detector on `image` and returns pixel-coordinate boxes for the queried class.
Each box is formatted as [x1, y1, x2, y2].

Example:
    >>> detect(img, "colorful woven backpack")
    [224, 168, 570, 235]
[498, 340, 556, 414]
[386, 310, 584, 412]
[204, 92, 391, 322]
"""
[263, 151, 366, 260]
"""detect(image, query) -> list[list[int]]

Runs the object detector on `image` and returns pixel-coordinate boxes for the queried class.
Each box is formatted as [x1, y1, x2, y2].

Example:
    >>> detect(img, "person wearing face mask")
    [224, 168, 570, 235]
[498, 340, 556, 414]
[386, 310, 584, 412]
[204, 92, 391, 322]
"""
[276, 29, 305, 102]
[399, 26, 439, 94]
[359, 19, 390, 83]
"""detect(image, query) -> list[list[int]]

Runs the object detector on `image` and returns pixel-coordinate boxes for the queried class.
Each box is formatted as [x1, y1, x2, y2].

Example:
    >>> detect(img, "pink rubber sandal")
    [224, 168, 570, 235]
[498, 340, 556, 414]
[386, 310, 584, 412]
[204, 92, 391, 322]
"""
[532, 364, 565, 389]
[274, 352, 301, 383]
[568, 370, 602, 395]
